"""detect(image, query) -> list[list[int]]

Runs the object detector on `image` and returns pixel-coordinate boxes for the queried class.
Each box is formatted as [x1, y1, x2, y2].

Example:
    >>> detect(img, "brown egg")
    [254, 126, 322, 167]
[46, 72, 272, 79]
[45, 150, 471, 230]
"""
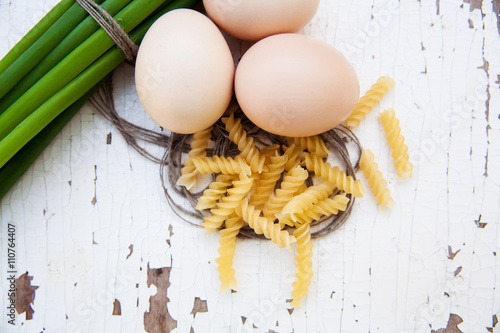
[235, 33, 360, 137]
[135, 9, 234, 134]
[202, 0, 320, 41]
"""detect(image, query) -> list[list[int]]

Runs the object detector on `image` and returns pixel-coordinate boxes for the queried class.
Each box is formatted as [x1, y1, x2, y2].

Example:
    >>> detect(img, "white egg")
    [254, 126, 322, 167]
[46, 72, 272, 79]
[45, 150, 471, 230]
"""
[203, 0, 320, 41]
[135, 9, 235, 134]
[235, 33, 360, 137]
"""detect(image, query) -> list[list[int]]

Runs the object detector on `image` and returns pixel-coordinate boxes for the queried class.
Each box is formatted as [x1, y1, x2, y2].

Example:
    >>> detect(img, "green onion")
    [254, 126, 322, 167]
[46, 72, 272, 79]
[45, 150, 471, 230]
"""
[0, 0, 75, 75]
[0, 0, 106, 98]
[0, 0, 137, 114]
[0, 0, 169, 141]
[0, 0, 200, 170]
[0, 77, 108, 199]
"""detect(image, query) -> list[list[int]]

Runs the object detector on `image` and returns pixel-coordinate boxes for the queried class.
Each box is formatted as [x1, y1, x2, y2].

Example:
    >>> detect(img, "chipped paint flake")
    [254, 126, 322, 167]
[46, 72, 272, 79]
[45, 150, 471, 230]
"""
[190, 297, 208, 317]
[126, 245, 133, 259]
[431, 314, 464, 332]
[112, 299, 121, 316]
[144, 264, 176, 333]
[448, 246, 461, 259]
[12, 273, 39, 320]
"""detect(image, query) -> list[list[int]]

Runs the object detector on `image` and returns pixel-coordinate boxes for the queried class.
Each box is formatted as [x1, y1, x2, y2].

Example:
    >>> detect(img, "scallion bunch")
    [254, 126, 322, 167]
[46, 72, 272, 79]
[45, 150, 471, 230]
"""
[0, 0, 200, 199]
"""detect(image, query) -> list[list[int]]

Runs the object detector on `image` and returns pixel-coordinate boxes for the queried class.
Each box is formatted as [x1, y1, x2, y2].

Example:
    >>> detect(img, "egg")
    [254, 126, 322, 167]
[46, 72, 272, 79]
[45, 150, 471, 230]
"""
[135, 9, 234, 134]
[235, 33, 360, 137]
[202, 0, 320, 41]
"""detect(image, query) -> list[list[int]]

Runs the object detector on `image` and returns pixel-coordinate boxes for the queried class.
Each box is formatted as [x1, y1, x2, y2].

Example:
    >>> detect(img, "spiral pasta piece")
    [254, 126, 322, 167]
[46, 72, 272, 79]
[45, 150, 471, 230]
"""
[379, 108, 413, 178]
[176, 126, 213, 190]
[235, 198, 296, 249]
[303, 153, 365, 198]
[260, 144, 280, 158]
[344, 75, 395, 129]
[262, 165, 309, 220]
[294, 193, 350, 225]
[216, 213, 244, 292]
[282, 180, 335, 221]
[192, 155, 251, 176]
[222, 112, 266, 173]
[201, 172, 254, 233]
[283, 144, 303, 172]
[196, 174, 238, 210]
[287, 136, 329, 158]
[250, 154, 288, 208]
[290, 221, 313, 308]
[359, 149, 394, 210]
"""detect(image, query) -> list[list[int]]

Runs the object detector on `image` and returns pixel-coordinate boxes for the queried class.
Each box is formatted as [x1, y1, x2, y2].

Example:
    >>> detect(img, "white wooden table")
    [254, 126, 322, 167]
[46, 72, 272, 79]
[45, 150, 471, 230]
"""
[1, 0, 499, 332]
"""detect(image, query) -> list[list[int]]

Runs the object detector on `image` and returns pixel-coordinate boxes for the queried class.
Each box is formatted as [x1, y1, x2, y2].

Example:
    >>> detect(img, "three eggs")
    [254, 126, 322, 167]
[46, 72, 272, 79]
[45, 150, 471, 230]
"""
[135, 1, 360, 137]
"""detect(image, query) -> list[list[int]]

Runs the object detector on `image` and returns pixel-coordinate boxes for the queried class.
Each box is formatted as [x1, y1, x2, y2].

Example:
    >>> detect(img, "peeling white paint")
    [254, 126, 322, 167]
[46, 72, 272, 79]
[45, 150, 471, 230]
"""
[1, 0, 499, 332]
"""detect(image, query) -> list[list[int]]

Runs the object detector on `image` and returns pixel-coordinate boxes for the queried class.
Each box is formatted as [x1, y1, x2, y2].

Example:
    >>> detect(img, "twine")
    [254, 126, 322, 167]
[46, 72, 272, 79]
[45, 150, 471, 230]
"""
[157, 107, 363, 239]
[89, 78, 171, 163]
[90, 75, 362, 239]
[76, 0, 138, 63]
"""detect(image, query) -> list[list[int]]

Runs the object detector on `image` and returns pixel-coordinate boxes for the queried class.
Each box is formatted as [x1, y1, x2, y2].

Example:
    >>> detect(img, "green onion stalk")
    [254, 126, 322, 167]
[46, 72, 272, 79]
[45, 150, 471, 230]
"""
[0, 0, 200, 199]
[0, 0, 75, 75]
[0, 0, 171, 140]
[0, 0, 134, 113]
[0, 0, 106, 97]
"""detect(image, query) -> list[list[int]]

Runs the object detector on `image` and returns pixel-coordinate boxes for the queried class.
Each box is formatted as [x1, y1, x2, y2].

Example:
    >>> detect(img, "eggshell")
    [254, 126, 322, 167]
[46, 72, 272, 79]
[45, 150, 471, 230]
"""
[202, 0, 320, 41]
[235, 33, 360, 137]
[135, 9, 234, 134]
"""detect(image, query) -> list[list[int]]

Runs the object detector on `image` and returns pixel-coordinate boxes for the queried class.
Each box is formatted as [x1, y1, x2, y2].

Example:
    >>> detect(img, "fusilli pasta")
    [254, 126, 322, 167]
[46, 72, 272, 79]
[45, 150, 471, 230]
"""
[286, 135, 329, 158]
[282, 180, 335, 221]
[176, 126, 213, 190]
[222, 112, 266, 173]
[192, 155, 252, 176]
[379, 108, 413, 178]
[201, 172, 254, 233]
[303, 153, 365, 198]
[344, 75, 395, 129]
[294, 193, 350, 225]
[235, 198, 296, 249]
[290, 221, 313, 308]
[216, 213, 244, 292]
[260, 144, 280, 158]
[262, 165, 309, 220]
[250, 154, 288, 208]
[359, 149, 394, 209]
[283, 144, 303, 172]
[196, 174, 238, 210]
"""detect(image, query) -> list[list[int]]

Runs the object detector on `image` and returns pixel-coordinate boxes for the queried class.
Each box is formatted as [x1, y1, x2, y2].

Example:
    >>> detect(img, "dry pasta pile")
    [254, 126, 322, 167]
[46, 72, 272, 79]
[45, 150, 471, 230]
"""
[161, 75, 412, 308]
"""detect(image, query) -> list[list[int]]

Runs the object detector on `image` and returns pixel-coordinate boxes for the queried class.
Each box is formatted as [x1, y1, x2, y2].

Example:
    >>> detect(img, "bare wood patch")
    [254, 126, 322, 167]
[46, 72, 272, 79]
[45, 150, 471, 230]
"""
[454, 266, 463, 277]
[112, 299, 121, 316]
[10, 272, 39, 320]
[106, 132, 112, 145]
[190, 297, 208, 317]
[144, 264, 176, 333]
[464, 0, 483, 11]
[91, 165, 98, 206]
[126, 245, 133, 259]
[448, 246, 461, 260]
[488, 314, 499, 331]
[475, 215, 487, 228]
[432, 313, 464, 332]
